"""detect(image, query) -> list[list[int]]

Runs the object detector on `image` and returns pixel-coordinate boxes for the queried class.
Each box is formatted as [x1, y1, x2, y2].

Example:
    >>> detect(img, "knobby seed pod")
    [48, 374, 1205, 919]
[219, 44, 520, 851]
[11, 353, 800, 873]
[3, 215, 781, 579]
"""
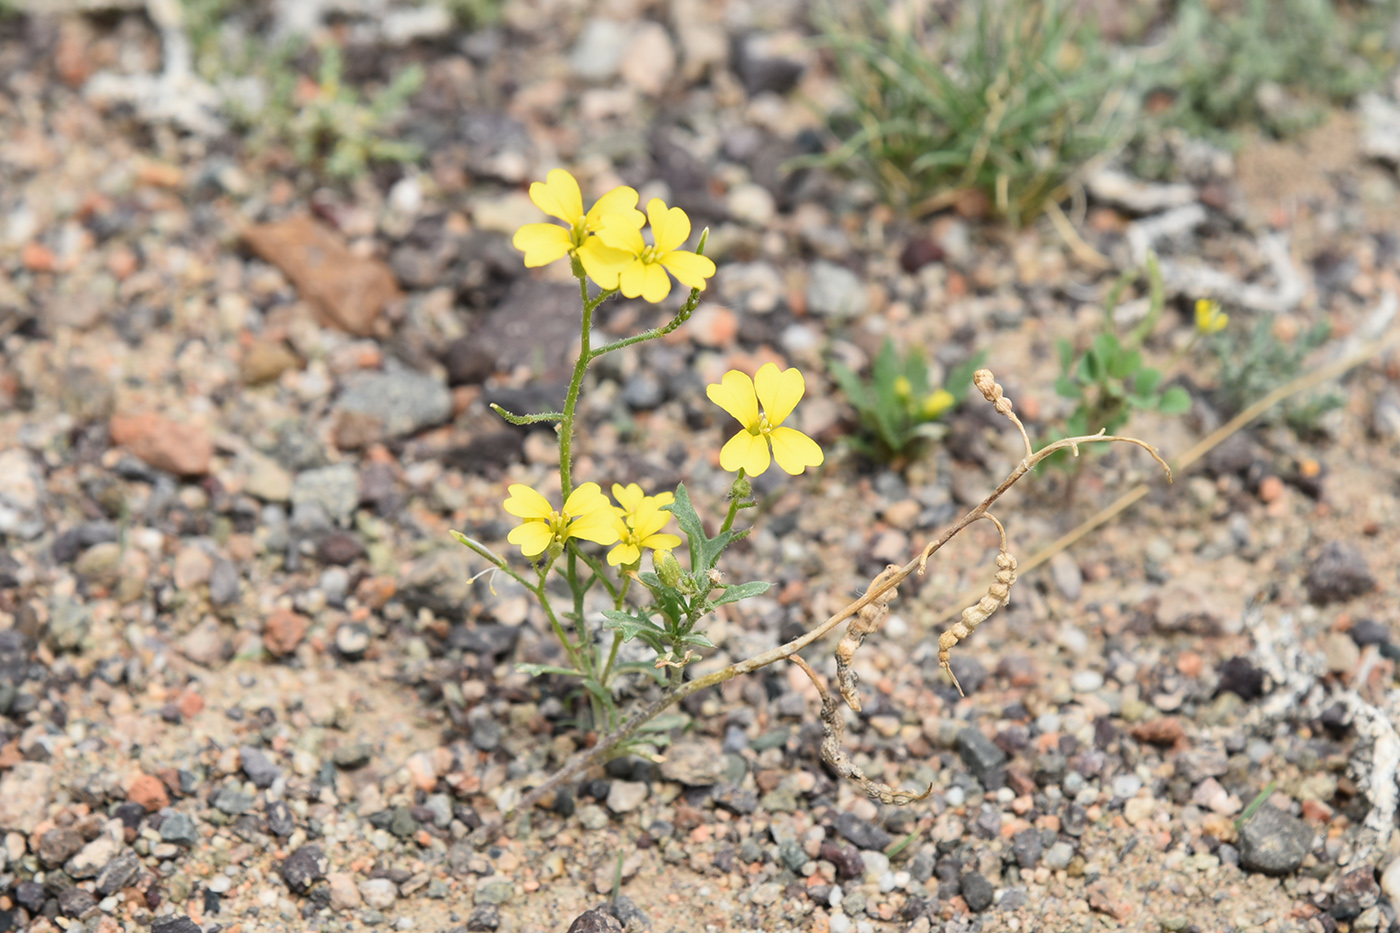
[834, 564, 901, 712]
[939, 515, 1017, 696]
[974, 367, 1031, 457]
[791, 656, 932, 806]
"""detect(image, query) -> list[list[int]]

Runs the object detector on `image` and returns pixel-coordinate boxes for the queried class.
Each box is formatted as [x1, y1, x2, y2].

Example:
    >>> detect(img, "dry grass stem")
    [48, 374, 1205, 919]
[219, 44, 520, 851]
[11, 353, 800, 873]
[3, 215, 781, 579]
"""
[790, 655, 934, 805]
[834, 564, 902, 711]
[938, 514, 1016, 696]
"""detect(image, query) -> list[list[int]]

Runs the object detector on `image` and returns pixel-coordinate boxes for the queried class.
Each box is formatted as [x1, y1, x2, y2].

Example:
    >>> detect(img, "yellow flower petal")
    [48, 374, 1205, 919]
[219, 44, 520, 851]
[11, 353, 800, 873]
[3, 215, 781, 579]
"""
[503, 484, 553, 519]
[707, 370, 760, 429]
[639, 531, 681, 552]
[567, 508, 620, 545]
[652, 491, 674, 507]
[629, 508, 672, 540]
[530, 169, 583, 224]
[753, 363, 805, 426]
[640, 263, 672, 303]
[721, 430, 770, 476]
[596, 216, 647, 254]
[768, 426, 823, 475]
[607, 541, 641, 567]
[508, 520, 554, 557]
[586, 187, 645, 231]
[562, 482, 609, 516]
[513, 223, 574, 268]
[612, 483, 645, 513]
[647, 199, 691, 253]
[577, 238, 632, 290]
[659, 250, 716, 291]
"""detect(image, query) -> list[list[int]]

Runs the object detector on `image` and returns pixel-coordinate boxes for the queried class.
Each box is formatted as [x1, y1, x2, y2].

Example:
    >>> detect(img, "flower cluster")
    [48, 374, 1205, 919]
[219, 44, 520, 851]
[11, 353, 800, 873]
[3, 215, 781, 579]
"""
[512, 169, 715, 303]
[504, 481, 682, 564]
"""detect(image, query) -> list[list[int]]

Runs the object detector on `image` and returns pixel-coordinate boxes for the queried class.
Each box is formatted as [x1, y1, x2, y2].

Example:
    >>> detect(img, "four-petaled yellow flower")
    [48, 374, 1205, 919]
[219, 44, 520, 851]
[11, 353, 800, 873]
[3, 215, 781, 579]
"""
[503, 482, 619, 558]
[607, 483, 682, 567]
[707, 363, 824, 477]
[580, 198, 716, 302]
[512, 169, 645, 269]
[1195, 298, 1228, 334]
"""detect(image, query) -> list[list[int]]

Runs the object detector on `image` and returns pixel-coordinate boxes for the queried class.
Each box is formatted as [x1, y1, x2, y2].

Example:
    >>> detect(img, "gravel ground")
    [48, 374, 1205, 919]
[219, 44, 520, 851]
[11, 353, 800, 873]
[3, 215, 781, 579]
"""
[3, 2, 1400, 933]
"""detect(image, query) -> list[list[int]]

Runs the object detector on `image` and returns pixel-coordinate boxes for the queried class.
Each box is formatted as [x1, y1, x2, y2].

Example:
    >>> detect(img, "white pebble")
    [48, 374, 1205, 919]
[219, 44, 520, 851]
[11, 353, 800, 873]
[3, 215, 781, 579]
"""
[878, 870, 897, 893]
[828, 913, 852, 933]
[945, 786, 966, 808]
[1071, 670, 1105, 693]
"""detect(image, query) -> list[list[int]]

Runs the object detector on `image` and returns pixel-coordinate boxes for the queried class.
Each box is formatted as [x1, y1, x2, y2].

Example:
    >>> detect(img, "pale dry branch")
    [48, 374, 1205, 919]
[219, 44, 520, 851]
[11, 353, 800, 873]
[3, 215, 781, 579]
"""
[790, 655, 933, 805]
[835, 564, 902, 711]
[974, 368, 1032, 459]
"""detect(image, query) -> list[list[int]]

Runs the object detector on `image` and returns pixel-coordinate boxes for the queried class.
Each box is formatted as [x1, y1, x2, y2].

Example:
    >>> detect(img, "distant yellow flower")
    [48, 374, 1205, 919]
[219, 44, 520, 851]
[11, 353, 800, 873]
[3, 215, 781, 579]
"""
[582, 198, 716, 303]
[503, 482, 619, 558]
[707, 363, 824, 476]
[607, 483, 682, 567]
[921, 388, 955, 419]
[1195, 298, 1228, 334]
[511, 169, 645, 270]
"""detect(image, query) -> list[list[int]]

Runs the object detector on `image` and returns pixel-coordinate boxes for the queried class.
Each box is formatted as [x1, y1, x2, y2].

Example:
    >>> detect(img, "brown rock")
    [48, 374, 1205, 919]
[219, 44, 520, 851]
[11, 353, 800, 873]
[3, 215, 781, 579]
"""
[1130, 717, 1185, 747]
[242, 215, 401, 336]
[241, 339, 302, 385]
[127, 773, 169, 812]
[332, 410, 385, 450]
[109, 413, 213, 477]
[264, 608, 310, 656]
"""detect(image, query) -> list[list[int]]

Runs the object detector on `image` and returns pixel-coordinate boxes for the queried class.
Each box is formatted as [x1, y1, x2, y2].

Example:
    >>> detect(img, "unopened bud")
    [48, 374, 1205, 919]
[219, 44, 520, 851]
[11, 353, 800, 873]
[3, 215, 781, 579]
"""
[731, 475, 752, 499]
[655, 549, 683, 588]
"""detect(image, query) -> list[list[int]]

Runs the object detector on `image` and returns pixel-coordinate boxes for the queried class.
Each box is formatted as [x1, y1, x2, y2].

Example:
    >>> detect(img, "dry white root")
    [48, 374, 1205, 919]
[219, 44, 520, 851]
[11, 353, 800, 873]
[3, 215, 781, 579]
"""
[790, 656, 932, 806]
[938, 515, 1016, 697]
[834, 564, 901, 712]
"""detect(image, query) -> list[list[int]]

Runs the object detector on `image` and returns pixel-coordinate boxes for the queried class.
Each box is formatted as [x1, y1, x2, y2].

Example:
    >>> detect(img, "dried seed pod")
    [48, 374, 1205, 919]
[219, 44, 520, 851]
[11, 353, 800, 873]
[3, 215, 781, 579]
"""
[790, 656, 932, 805]
[834, 564, 901, 711]
[939, 520, 1017, 696]
[974, 368, 1031, 457]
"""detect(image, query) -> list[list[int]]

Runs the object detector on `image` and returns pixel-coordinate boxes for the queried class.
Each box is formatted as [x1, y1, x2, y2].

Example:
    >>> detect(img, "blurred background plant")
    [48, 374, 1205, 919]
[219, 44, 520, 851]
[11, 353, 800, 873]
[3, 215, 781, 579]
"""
[1046, 255, 1193, 469]
[1208, 316, 1342, 434]
[807, 0, 1133, 225]
[830, 340, 985, 464]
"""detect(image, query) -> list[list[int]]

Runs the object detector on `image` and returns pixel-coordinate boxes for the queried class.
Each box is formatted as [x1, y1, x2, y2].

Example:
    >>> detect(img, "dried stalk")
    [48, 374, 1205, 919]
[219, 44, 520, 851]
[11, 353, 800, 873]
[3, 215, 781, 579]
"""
[938, 514, 1016, 696]
[790, 655, 933, 805]
[835, 564, 902, 711]
[470, 370, 1170, 845]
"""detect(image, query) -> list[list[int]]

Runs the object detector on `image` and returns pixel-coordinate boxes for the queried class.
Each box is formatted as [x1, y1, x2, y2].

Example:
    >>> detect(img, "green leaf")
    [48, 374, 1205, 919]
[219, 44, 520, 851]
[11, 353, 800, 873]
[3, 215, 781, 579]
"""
[1157, 385, 1192, 414]
[601, 609, 668, 651]
[1108, 348, 1142, 380]
[1134, 367, 1163, 396]
[944, 351, 987, 401]
[712, 580, 771, 607]
[1054, 374, 1083, 399]
[637, 713, 691, 733]
[1057, 338, 1075, 372]
[830, 359, 872, 414]
[680, 631, 716, 649]
[665, 483, 706, 570]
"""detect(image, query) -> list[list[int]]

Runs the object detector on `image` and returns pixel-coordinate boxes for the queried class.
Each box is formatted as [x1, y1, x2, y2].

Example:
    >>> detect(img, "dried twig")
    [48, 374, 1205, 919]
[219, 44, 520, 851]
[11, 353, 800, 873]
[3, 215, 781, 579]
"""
[834, 564, 902, 711]
[790, 655, 932, 805]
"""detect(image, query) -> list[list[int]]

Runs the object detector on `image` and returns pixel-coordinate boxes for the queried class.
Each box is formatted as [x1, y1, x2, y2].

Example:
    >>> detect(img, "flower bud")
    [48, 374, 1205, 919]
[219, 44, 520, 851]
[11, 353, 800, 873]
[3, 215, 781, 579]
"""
[731, 475, 752, 499]
[893, 375, 912, 400]
[654, 549, 683, 589]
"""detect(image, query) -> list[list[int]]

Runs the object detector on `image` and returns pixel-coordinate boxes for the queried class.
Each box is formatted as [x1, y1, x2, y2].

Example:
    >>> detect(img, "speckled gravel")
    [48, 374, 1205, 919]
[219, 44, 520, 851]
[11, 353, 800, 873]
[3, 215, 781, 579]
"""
[2, 2, 1400, 933]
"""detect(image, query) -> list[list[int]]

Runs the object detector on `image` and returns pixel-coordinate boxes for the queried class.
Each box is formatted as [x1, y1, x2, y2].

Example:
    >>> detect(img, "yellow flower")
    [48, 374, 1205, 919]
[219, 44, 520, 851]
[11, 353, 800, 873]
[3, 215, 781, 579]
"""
[1195, 298, 1228, 334]
[921, 388, 955, 419]
[707, 363, 824, 476]
[581, 198, 716, 303]
[511, 169, 645, 269]
[607, 483, 682, 567]
[503, 482, 619, 558]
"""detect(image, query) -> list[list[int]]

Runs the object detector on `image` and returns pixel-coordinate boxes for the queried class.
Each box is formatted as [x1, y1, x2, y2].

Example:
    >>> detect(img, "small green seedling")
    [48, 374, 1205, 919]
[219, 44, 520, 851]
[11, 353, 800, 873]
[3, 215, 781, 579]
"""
[830, 339, 985, 463]
[1048, 255, 1191, 468]
[1209, 315, 1339, 434]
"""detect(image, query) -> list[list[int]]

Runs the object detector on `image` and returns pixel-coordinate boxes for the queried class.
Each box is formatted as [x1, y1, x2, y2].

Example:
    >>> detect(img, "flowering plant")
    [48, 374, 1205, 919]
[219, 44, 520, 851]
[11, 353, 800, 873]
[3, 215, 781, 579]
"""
[455, 170, 1171, 846]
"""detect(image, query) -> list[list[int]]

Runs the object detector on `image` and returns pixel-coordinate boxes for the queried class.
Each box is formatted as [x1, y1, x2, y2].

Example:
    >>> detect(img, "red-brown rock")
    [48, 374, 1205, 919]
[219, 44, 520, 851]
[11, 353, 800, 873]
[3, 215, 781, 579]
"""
[127, 773, 169, 812]
[241, 215, 401, 336]
[109, 413, 213, 477]
[264, 609, 310, 657]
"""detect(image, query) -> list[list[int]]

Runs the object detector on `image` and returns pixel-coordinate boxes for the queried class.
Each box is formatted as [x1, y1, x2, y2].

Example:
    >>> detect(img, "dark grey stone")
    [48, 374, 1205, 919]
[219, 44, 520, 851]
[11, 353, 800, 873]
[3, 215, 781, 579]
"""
[1238, 805, 1312, 875]
[1011, 828, 1042, 868]
[208, 558, 240, 606]
[159, 811, 198, 845]
[151, 915, 202, 933]
[466, 903, 501, 931]
[778, 838, 807, 873]
[962, 871, 994, 912]
[956, 726, 1007, 780]
[240, 746, 281, 789]
[266, 799, 295, 837]
[713, 784, 758, 815]
[57, 887, 97, 917]
[1304, 541, 1375, 604]
[609, 894, 652, 932]
[566, 908, 623, 933]
[14, 880, 45, 912]
[280, 844, 328, 894]
[213, 786, 256, 815]
[834, 811, 893, 851]
[96, 850, 141, 895]
[335, 369, 452, 441]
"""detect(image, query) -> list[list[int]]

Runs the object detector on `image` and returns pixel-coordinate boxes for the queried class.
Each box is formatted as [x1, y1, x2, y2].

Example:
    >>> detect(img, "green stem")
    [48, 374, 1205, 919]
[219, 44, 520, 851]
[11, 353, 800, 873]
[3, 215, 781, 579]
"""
[575, 549, 620, 603]
[719, 470, 748, 534]
[600, 631, 623, 688]
[559, 271, 596, 500]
